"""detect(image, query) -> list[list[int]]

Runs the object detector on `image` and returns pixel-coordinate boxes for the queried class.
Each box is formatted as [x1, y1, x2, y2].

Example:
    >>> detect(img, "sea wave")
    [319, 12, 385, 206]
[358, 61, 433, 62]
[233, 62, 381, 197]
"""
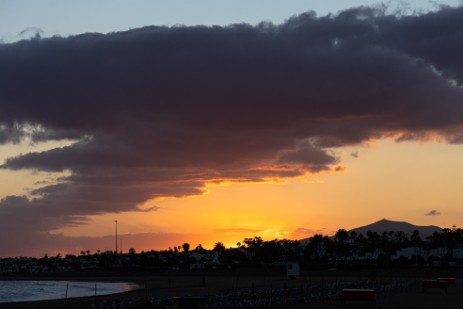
[0, 280, 138, 303]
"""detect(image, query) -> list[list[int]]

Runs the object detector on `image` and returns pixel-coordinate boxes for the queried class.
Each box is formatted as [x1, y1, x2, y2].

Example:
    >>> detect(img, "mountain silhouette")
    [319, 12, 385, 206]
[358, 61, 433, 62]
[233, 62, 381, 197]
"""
[348, 219, 442, 238]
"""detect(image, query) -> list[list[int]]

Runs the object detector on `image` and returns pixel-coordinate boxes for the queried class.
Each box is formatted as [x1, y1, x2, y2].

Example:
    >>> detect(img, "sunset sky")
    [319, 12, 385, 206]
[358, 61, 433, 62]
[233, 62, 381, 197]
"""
[1, 0, 463, 257]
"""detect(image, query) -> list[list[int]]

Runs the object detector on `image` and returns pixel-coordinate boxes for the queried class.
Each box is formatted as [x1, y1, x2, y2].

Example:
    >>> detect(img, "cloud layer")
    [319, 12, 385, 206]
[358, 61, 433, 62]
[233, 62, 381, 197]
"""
[425, 210, 441, 216]
[1, 6, 463, 255]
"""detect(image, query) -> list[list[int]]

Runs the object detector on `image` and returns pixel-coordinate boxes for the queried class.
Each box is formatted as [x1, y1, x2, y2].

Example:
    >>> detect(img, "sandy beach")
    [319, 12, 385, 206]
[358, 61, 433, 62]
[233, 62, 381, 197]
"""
[0, 266, 462, 308]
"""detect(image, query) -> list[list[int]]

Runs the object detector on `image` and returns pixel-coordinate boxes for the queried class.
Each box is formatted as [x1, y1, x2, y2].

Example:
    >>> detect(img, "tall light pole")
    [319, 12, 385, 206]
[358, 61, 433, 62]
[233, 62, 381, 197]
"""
[115, 220, 118, 254]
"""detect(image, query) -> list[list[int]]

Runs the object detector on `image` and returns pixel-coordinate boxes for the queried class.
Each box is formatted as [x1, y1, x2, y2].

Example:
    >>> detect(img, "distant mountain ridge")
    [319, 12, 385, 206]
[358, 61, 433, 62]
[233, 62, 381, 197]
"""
[348, 219, 442, 238]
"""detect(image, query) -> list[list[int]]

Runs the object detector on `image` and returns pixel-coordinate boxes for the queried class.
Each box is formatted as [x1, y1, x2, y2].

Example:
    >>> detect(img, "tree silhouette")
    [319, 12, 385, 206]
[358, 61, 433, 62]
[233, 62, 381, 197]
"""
[335, 229, 349, 260]
[194, 244, 206, 253]
[182, 243, 190, 252]
[365, 230, 380, 253]
[410, 229, 422, 246]
[349, 230, 357, 244]
[243, 237, 264, 263]
[304, 234, 330, 263]
[213, 242, 226, 252]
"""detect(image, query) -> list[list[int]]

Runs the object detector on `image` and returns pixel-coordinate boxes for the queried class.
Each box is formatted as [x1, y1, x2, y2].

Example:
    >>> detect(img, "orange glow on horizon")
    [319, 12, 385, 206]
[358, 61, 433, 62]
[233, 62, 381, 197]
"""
[49, 138, 463, 256]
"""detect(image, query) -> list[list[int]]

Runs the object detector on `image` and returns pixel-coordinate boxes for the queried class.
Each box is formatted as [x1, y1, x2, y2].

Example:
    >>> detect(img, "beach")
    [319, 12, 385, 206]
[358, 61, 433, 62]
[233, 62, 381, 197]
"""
[0, 267, 462, 308]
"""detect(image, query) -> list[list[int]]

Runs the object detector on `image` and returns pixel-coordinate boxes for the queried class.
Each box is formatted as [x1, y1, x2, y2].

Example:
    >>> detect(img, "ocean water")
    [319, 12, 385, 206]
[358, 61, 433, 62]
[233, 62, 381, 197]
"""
[0, 280, 139, 303]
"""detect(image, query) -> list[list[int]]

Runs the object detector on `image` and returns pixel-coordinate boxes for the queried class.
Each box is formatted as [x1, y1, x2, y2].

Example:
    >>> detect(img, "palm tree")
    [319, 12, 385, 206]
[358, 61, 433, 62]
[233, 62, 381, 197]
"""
[349, 231, 357, 244]
[366, 230, 380, 253]
[182, 243, 190, 252]
[395, 231, 407, 247]
[335, 229, 349, 260]
[213, 242, 226, 252]
[243, 237, 264, 262]
[410, 230, 422, 246]
[352, 233, 366, 259]
[194, 244, 206, 253]
[305, 234, 328, 263]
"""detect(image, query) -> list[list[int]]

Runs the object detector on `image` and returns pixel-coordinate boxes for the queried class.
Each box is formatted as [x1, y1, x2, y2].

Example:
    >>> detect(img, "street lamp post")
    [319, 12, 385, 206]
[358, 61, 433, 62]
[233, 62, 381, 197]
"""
[115, 220, 118, 254]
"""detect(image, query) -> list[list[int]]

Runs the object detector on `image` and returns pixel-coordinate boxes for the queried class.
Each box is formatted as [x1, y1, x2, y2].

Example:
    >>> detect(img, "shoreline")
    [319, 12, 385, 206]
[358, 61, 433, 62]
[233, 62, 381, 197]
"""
[0, 280, 141, 304]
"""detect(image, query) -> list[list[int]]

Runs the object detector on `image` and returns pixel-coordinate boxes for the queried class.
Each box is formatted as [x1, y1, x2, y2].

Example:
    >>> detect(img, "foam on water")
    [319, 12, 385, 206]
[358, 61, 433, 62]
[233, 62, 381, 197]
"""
[0, 280, 139, 303]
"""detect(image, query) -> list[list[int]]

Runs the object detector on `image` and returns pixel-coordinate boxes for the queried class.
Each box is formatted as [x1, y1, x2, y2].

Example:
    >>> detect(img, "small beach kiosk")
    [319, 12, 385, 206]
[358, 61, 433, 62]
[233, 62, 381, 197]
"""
[286, 261, 300, 279]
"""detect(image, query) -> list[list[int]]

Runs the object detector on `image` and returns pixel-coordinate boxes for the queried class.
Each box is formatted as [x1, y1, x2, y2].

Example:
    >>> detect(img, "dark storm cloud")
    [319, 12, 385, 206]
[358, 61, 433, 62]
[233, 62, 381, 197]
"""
[0, 123, 26, 144]
[277, 142, 338, 171]
[1, 5, 463, 253]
